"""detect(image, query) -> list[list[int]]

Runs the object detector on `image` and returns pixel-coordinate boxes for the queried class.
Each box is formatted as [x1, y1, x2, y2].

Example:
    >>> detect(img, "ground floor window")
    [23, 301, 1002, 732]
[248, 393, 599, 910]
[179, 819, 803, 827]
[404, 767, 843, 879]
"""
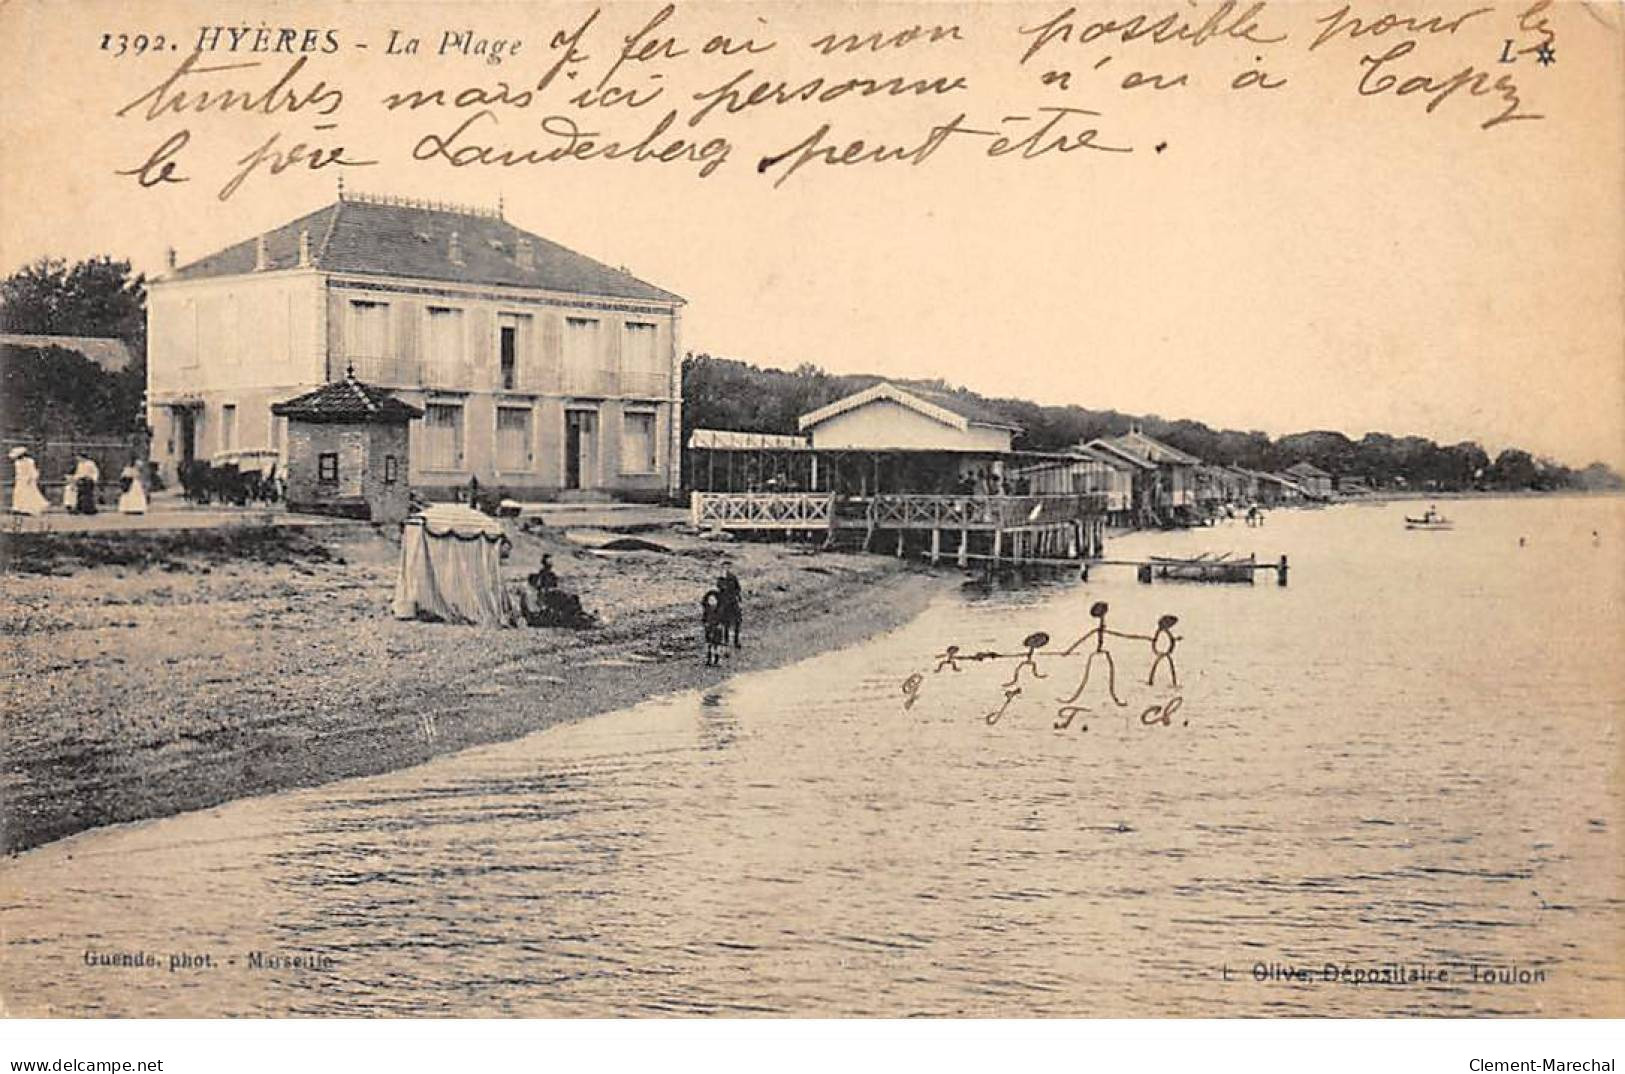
[220, 404, 237, 454]
[496, 406, 533, 471]
[422, 403, 464, 470]
[318, 452, 339, 484]
[621, 410, 657, 474]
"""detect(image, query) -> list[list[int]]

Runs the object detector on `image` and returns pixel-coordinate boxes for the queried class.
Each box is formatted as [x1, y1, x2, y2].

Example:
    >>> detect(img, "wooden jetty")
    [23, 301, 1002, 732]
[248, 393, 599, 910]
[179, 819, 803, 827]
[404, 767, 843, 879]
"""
[931, 550, 1290, 586]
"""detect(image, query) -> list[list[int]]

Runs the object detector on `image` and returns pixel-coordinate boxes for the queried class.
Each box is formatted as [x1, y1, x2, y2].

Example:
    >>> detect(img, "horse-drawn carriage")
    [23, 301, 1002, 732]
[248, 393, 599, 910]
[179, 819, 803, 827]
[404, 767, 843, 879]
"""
[179, 449, 283, 506]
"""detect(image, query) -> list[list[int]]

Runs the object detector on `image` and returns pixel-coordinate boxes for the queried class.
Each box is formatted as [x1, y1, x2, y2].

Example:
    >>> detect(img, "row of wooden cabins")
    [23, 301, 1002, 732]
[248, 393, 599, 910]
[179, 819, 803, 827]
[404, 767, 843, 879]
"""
[684, 382, 1336, 565]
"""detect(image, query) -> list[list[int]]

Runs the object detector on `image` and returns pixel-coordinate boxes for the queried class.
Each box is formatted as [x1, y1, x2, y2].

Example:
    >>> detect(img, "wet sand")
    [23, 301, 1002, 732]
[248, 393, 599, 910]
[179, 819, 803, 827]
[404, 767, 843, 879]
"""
[0, 520, 943, 854]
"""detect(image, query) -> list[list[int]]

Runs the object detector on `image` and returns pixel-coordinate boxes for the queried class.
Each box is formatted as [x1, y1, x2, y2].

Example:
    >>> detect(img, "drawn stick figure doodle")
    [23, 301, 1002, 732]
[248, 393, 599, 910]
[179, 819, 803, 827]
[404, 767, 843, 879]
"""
[901, 611, 1189, 734]
[1147, 614, 1181, 688]
[1056, 602, 1145, 725]
[1003, 632, 1050, 688]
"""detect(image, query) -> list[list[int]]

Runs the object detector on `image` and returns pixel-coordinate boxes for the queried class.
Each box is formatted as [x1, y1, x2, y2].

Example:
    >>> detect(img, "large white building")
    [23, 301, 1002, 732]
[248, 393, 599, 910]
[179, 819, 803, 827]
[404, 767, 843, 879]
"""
[146, 192, 684, 501]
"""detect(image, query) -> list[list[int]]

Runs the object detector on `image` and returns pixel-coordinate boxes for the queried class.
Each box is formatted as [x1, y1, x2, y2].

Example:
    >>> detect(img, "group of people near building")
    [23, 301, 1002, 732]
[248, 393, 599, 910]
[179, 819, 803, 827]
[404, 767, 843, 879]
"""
[7, 447, 148, 517]
[952, 468, 1030, 497]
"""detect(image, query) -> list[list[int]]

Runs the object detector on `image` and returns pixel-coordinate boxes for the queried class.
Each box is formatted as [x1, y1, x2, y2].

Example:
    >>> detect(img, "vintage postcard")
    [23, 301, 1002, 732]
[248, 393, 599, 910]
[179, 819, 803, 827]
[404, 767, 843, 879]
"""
[1, 0, 1621, 1029]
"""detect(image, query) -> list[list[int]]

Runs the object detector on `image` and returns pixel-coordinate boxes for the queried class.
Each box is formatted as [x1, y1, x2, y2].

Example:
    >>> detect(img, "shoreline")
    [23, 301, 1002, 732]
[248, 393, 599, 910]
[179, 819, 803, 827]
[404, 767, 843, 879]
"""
[1, 524, 946, 855]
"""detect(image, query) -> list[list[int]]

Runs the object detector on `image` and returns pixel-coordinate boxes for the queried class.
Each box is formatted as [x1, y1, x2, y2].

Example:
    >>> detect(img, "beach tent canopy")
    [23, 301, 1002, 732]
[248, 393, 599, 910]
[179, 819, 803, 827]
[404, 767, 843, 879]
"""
[391, 504, 513, 627]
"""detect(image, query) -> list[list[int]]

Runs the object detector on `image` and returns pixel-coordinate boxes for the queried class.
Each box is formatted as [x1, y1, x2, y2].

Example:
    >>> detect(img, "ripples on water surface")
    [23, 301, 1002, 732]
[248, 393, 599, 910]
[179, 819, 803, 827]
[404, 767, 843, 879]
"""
[3, 497, 1622, 1016]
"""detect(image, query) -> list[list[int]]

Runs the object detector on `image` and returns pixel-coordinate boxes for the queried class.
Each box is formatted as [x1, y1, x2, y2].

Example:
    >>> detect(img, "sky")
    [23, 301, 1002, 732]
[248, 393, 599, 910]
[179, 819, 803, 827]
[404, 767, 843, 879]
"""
[2, 0, 1621, 467]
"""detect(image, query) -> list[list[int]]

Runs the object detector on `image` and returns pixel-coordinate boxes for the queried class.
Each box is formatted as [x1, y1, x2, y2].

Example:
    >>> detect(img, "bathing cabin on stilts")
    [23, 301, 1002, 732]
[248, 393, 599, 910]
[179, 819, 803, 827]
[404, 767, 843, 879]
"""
[685, 381, 1110, 564]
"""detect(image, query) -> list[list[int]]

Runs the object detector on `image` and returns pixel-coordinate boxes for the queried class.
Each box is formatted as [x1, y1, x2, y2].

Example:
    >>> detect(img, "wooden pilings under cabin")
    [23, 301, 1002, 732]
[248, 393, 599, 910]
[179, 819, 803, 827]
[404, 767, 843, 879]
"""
[915, 517, 1103, 566]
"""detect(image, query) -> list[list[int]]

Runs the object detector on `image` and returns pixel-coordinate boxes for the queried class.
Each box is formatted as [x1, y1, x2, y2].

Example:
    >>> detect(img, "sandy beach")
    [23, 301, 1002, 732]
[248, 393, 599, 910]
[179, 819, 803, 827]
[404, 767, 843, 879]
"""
[0, 517, 942, 855]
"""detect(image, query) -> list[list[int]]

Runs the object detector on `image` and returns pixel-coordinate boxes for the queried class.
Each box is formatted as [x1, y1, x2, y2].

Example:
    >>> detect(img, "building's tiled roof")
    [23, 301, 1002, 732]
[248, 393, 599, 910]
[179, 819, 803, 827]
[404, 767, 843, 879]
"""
[169, 195, 682, 304]
[802, 380, 1021, 433]
[1083, 439, 1158, 470]
[1110, 429, 1202, 466]
[896, 383, 1022, 430]
[1285, 461, 1332, 478]
[271, 373, 424, 424]
[0, 333, 133, 371]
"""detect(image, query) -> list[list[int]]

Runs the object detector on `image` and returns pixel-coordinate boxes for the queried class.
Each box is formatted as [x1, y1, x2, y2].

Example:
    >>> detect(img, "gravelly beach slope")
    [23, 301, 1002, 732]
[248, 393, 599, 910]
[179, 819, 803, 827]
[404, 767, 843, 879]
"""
[0, 521, 941, 854]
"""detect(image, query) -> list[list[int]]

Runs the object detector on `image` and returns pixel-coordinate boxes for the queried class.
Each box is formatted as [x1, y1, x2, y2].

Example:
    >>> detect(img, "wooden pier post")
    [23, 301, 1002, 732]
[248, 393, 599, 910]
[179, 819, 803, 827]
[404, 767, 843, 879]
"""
[957, 529, 968, 568]
[1277, 554, 1289, 586]
[930, 528, 941, 566]
[1137, 563, 1153, 584]
[1080, 561, 1090, 582]
[896, 530, 905, 558]
[992, 528, 1003, 563]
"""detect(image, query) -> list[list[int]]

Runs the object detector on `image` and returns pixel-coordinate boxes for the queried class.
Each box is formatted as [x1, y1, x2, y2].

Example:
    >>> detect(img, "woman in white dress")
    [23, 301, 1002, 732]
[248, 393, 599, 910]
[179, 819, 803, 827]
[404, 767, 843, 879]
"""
[9, 446, 49, 516]
[118, 459, 148, 514]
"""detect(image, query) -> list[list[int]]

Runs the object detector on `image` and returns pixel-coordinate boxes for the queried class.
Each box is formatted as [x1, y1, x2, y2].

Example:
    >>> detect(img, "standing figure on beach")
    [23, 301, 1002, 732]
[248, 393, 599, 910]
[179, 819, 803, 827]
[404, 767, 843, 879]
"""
[701, 590, 726, 666]
[8, 446, 48, 516]
[70, 455, 99, 515]
[1146, 614, 1181, 688]
[118, 457, 148, 515]
[716, 567, 743, 649]
[1056, 602, 1138, 721]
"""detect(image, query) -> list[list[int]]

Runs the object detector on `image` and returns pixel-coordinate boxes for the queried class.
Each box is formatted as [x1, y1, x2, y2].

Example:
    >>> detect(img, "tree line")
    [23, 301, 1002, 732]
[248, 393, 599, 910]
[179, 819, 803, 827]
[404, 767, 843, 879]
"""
[1, 257, 148, 439]
[2, 256, 1618, 494]
[682, 353, 1623, 493]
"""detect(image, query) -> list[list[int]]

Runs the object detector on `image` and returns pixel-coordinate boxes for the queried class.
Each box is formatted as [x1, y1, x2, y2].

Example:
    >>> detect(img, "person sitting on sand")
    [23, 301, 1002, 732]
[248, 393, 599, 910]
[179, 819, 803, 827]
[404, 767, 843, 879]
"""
[517, 554, 596, 629]
[529, 554, 558, 592]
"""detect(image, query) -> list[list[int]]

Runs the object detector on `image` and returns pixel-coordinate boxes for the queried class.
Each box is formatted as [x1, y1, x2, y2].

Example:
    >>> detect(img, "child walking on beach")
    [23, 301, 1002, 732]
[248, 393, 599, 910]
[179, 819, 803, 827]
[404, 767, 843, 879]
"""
[702, 590, 726, 667]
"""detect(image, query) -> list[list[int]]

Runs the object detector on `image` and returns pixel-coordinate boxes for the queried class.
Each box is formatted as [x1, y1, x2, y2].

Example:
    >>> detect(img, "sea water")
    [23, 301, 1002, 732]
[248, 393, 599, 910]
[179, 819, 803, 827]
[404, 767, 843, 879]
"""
[2, 496, 1620, 1016]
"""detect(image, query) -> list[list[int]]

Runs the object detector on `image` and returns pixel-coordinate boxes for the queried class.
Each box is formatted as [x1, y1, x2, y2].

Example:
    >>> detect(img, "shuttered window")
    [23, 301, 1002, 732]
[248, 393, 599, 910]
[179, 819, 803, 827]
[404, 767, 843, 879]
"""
[349, 301, 389, 357]
[621, 411, 657, 474]
[423, 403, 464, 470]
[622, 322, 662, 396]
[496, 407, 533, 471]
[425, 307, 465, 385]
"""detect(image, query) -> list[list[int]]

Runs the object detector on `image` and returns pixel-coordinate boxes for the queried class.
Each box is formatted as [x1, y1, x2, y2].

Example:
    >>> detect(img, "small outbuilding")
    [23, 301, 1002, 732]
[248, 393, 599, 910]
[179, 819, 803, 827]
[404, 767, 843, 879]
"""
[271, 372, 422, 524]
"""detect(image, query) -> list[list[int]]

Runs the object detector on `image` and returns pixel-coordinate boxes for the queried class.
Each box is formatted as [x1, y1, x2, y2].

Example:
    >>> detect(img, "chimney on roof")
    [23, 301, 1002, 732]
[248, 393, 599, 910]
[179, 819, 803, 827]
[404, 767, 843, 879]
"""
[515, 237, 534, 270]
[254, 235, 268, 271]
[165, 247, 177, 271]
[298, 229, 311, 267]
[448, 230, 464, 265]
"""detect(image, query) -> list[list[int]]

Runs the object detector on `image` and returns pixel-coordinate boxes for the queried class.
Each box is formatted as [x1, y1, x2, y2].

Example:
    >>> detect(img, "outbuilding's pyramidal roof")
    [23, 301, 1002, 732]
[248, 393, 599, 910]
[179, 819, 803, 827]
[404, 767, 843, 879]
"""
[271, 372, 424, 424]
